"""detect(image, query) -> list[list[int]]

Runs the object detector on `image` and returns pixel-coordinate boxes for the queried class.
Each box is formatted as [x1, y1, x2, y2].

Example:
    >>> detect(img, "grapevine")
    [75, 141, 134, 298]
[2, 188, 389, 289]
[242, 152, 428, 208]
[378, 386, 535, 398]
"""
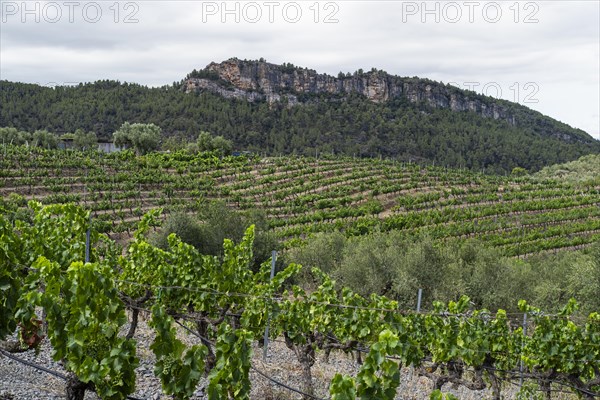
[0, 194, 598, 400]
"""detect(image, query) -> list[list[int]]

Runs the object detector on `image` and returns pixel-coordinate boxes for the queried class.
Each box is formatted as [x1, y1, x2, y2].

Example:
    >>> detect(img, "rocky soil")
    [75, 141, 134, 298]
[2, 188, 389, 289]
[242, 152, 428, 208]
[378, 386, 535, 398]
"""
[0, 315, 527, 400]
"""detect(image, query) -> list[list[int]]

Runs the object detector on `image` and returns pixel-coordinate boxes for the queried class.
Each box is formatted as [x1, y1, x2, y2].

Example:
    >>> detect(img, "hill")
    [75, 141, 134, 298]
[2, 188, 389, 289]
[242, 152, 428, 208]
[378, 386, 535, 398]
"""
[1, 58, 599, 173]
[535, 154, 600, 183]
[185, 58, 592, 145]
[1, 146, 599, 258]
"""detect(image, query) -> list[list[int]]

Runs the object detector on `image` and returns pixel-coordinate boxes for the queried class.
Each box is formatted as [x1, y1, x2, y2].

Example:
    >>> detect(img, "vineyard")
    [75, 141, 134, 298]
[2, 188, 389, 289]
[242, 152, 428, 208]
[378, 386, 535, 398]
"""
[0, 202, 599, 400]
[1, 146, 600, 258]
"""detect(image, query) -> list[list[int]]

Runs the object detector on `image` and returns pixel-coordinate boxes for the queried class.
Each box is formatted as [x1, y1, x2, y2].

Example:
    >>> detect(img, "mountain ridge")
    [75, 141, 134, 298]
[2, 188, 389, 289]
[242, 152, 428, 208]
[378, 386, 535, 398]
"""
[182, 57, 596, 145]
[1, 57, 599, 173]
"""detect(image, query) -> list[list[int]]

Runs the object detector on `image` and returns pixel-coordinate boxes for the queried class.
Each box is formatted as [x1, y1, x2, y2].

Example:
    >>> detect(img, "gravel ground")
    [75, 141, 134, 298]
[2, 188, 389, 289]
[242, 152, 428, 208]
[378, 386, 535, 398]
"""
[0, 317, 522, 400]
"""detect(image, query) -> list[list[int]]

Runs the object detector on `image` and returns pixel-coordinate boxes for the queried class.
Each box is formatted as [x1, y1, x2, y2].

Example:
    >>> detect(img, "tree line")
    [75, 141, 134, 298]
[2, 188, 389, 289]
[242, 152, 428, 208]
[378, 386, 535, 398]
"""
[0, 124, 233, 156]
[1, 80, 599, 173]
[285, 230, 600, 315]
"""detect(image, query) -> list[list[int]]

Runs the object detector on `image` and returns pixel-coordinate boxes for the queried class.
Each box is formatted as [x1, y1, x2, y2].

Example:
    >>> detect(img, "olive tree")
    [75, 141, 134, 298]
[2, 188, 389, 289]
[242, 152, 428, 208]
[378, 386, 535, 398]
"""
[0, 127, 27, 145]
[113, 122, 161, 155]
[192, 131, 233, 155]
[31, 130, 59, 149]
[73, 129, 98, 151]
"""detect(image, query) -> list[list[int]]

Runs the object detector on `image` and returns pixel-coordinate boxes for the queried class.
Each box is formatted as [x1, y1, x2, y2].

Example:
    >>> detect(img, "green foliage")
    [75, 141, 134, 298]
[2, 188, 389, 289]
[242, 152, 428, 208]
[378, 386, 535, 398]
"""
[186, 69, 221, 81]
[2, 202, 600, 400]
[451, 241, 526, 309]
[1, 203, 134, 398]
[430, 390, 459, 400]
[0, 215, 21, 339]
[149, 304, 207, 399]
[161, 134, 188, 152]
[17, 258, 137, 399]
[1, 201, 99, 339]
[151, 201, 277, 272]
[0, 127, 28, 145]
[207, 324, 253, 400]
[516, 382, 545, 400]
[296, 232, 458, 308]
[287, 231, 600, 313]
[123, 218, 295, 338]
[1, 144, 599, 314]
[31, 130, 59, 149]
[333, 232, 408, 298]
[2, 79, 599, 172]
[511, 166, 527, 177]
[330, 330, 404, 400]
[72, 128, 98, 151]
[284, 231, 346, 283]
[123, 217, 300, 397]
[150, 211, 204, 250]
[0, 127, 59, 148]
[20, 201, 95, 268]
[194, 201, 247, 256]
[354, 330, 403, 399]
[519, 299, 600, 395]
[535, 154, 600, 183]
[3, 202, 293, 399]
[192, 131, 233, 156]
[113, 122, 161, 155]
[330, 374, 356, 400]
[567, 242, 600, 314]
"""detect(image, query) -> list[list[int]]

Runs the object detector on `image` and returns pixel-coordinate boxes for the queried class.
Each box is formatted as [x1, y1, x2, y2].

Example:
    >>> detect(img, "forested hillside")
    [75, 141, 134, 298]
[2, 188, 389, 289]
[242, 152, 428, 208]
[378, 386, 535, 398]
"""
[1, 58, 599, 174]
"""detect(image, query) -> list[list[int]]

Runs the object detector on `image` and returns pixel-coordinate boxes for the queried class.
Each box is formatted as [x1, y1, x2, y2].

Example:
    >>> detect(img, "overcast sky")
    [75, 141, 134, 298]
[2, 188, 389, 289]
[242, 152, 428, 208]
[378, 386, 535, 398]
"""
[1, 0, 598, 139]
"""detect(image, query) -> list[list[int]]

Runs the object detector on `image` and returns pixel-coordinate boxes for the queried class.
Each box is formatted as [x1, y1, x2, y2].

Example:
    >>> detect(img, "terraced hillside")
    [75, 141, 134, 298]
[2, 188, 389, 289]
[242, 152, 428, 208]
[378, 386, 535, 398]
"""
[1, 145, 599, 257]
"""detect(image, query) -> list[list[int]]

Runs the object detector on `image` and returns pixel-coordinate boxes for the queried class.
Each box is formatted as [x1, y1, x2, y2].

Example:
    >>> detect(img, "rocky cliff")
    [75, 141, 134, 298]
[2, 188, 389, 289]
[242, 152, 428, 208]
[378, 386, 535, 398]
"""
[183, 57, 517, 126]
